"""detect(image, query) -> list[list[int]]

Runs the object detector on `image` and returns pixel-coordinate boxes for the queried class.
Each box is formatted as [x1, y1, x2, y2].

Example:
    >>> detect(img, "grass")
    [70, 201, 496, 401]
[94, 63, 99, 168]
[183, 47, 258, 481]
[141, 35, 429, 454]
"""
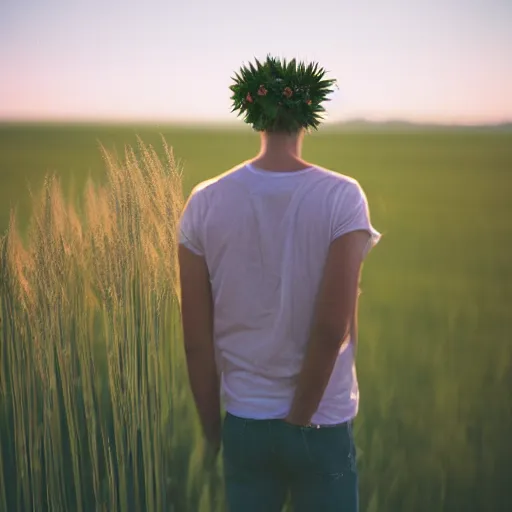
[1, 123, 511, 511]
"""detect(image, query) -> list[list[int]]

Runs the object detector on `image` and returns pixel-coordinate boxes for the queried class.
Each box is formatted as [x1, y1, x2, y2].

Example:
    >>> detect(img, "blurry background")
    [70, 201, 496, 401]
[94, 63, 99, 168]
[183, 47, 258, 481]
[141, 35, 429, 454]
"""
[1, 0, 511, 231]
[2, 0, 511, 124]
[1, 1, 511, 511]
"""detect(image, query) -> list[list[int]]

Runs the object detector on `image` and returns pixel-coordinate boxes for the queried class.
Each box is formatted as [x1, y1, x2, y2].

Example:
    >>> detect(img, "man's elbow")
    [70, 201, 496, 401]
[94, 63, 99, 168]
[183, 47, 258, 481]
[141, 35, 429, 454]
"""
[314, 322, 352, 350]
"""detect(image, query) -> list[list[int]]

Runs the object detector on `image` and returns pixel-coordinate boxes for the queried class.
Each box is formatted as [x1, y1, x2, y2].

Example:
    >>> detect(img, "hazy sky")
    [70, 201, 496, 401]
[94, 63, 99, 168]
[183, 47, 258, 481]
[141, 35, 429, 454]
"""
[1, 0, 511, 124]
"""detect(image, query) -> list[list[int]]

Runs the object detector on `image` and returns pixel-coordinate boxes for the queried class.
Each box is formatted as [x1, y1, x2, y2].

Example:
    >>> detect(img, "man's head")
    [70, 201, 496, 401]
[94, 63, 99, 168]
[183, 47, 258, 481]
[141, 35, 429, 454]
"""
[230, 55, 337, 134]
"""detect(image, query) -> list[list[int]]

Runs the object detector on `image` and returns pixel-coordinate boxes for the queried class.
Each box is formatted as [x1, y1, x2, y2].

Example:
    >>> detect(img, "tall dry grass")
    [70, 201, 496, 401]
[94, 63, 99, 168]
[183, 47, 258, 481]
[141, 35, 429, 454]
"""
[0, 139, 221, 511]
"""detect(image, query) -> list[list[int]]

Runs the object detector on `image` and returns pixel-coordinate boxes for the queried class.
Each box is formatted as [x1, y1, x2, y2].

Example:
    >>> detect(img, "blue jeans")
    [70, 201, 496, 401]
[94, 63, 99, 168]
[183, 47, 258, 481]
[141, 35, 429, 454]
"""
[222, 412, 359, 512]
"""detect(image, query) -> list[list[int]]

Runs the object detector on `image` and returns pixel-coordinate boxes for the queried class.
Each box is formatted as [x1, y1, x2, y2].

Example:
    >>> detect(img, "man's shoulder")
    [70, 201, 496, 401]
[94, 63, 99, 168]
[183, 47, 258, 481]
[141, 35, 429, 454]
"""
[310, 165, 362, 192]
[189, 163, 248, 199]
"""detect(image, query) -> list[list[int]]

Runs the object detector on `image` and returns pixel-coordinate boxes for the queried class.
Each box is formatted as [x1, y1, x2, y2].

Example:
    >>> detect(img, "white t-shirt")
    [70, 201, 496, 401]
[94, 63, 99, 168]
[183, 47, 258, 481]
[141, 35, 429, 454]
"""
[179, 162, 380, 425]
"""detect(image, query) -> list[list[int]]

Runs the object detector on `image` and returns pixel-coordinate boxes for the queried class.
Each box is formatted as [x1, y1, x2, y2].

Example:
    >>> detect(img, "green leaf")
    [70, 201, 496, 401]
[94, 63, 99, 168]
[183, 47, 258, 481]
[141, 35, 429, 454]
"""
[229, 55, 336, 131]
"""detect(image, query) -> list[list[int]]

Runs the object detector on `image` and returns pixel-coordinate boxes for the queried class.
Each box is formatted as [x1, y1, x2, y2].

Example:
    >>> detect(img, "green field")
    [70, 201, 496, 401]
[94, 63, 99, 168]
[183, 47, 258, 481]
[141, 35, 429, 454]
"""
[1, 123, 511, 511]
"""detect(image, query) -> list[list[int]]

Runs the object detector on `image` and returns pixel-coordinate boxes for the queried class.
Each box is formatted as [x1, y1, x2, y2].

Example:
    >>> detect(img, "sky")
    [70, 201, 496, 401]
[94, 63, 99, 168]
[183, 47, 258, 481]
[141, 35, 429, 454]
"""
[1, 0, 511, 125]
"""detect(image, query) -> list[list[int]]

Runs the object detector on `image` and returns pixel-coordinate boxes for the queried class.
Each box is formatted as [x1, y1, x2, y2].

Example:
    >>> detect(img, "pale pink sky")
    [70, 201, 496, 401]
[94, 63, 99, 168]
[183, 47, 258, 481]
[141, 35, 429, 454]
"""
[1, 0, 511, 124]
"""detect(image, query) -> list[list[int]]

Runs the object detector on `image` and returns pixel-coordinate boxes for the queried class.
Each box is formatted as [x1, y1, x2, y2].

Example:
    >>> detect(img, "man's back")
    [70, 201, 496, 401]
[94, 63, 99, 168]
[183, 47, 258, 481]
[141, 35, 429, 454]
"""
[179, 55, 381, 512]
[180, 161, 379, 425]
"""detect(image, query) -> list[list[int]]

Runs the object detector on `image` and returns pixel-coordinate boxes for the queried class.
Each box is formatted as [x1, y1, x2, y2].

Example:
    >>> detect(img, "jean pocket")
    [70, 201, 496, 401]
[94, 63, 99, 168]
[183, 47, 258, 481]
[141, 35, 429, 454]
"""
[299, 422, 357, 477]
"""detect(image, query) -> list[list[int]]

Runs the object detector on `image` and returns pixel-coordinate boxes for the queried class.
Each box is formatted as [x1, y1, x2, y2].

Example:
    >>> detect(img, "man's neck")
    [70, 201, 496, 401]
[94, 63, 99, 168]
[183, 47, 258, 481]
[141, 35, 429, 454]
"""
[251, 131, 309, 172]
[262, 131, 302, 156]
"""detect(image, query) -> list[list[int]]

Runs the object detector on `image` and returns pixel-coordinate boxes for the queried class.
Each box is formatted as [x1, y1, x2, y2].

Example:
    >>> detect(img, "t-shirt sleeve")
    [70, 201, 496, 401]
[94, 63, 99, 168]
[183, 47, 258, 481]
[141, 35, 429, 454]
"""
[331, 180, 381, 258]
[179, 189, 205, 256]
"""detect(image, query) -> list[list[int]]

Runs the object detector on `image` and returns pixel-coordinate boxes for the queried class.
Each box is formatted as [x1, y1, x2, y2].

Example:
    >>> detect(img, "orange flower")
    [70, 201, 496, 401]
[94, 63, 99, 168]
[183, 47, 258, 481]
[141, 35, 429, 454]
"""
[306, 99, 312, 105]
[283, 87, 293, 98]
[257, 85, 268, 96]
[246, 93, 253, 103]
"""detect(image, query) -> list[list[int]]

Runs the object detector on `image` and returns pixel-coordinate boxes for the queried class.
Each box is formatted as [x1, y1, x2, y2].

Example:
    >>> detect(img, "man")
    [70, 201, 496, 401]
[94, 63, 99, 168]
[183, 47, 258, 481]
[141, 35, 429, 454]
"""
[178, 56, 380, 512]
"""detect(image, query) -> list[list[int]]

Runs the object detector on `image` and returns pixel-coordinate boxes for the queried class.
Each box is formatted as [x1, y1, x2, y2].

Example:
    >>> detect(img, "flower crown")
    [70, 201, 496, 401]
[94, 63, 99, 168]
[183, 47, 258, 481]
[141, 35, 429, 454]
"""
[230, 55, 337, 133]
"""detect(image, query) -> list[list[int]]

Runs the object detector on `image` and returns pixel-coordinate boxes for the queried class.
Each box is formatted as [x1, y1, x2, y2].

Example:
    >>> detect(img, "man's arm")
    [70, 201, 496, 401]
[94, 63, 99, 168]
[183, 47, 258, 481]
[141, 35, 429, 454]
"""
[178, 244, 221, 445]
[285, 230, 370, 426]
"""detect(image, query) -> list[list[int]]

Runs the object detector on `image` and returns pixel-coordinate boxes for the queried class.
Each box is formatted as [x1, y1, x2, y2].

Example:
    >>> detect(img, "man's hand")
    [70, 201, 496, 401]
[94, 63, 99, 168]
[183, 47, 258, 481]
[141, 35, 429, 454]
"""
[283, 415, 312, 427]
[202, 419, 222, 471]
[204, 437, 221, 470]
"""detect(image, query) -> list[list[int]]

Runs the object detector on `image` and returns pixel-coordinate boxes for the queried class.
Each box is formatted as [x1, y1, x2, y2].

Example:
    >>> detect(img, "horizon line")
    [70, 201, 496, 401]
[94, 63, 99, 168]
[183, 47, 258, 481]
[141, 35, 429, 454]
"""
[0, 117, 511, 128]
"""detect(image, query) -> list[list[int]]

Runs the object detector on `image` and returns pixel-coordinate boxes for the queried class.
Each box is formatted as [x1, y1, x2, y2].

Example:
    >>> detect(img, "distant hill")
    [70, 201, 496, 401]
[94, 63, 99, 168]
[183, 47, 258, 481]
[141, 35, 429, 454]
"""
[1, 118, 511, 133]
[323, 119, 512, 132]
